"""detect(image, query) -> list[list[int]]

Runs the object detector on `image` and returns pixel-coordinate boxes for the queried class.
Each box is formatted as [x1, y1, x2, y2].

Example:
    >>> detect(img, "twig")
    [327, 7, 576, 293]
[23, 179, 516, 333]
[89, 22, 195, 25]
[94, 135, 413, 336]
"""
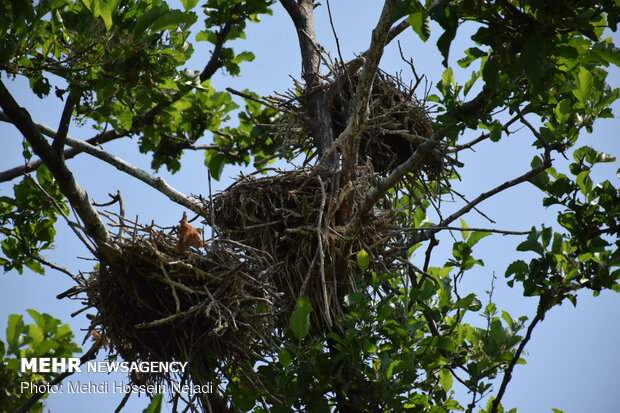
[316, 175, 332, 327]
[24, 175, 98, 256]
[489, 294, 548, 413]
[52, 90, 77, 154]
[406, 150, 552, 248]
[407, 226, 530, 236]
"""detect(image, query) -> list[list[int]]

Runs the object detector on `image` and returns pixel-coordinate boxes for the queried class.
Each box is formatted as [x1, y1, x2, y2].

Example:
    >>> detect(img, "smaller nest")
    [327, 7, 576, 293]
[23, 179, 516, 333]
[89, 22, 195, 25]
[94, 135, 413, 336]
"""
[330, 70, 439, 177]
[274, 68, 444, 178]
[88, 228, 280, 385]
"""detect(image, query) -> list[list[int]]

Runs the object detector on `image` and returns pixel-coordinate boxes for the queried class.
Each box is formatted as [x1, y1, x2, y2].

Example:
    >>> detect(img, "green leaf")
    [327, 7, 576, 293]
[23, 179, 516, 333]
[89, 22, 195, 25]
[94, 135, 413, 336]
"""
[408, 11, 430, 42]
[98, 0, 121, 31]
[363, 338, 377, 354]
[356, 249, 370, 271]
[521, 34, 545, 92]
[289, 298, 312, 340]
[573, 66, 593, 103]
[278, 348, 291, 368]
[553, 99, 571, 124]
[205, 151, 226, 180]
[467, 231, 491, 247]
[505, 260, 528, 278]
[142, 394, 163, 413]
[180, 0, 199, 11]
[6, 314, 24, 353]
[150, 10, 197, 33]
[439, 368, 453, 391]
[592, 41, 620, 67]
[460, 218, 469, 240]
[232, 51, 255, 64]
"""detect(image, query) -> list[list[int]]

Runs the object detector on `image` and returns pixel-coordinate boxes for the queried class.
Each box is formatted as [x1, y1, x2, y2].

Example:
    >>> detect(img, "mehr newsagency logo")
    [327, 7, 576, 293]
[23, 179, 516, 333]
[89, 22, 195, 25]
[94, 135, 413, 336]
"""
[18, 357, 213, 395]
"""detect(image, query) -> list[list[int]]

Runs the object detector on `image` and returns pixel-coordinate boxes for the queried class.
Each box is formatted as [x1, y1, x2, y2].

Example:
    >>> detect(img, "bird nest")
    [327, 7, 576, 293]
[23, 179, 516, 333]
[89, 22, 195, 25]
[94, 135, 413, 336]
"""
[84, 167, 402, 389]
[272, 67, 446, 178]
[86, 228, 279, 387]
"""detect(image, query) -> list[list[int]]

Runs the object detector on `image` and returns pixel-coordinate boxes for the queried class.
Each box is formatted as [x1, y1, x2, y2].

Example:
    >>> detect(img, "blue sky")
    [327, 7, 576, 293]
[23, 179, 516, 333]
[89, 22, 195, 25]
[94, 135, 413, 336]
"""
[1, 1, 619, 412]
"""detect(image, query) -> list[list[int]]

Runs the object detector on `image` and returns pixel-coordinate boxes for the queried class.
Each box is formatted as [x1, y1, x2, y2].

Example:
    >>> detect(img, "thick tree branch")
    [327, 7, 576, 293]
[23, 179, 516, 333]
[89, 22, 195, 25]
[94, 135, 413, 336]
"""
[337, 0, 399, 178]
[0, 81, 111, 248]
[281, 0, 337, 168]
[351, 0, 399, 126]
[347, 127, 448, 235]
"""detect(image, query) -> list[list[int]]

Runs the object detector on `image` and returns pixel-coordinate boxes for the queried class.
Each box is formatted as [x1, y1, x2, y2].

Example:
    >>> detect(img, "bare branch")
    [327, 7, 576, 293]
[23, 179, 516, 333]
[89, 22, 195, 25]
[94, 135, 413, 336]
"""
[406, 150, 552, 248]
[0, 111, 123, 183]
[407, 226, 530, 236]
[52, 90, 77, 155]
[62, 135, 203, 214]
[448, 115, 519, 153]
[0, 80, 111, 247]
[490, 294, 549, 413]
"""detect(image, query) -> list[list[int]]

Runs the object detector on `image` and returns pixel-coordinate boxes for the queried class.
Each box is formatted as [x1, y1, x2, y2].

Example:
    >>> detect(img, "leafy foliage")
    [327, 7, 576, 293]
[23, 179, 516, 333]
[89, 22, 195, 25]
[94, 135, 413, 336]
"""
[0, 0, 618, 412]
[0, 166, 68, 274]
[0, 310, 81, 413]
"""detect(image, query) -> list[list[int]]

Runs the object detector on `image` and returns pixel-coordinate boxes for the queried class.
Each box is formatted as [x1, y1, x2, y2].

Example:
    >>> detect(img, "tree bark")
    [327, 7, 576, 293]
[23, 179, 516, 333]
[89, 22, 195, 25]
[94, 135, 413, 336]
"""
[281, 0, 338, 169]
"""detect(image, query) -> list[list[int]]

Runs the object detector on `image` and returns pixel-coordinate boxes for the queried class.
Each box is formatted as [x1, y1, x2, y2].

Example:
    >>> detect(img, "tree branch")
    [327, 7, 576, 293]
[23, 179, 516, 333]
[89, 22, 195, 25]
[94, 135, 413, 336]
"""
[489, 294, 549, 413]
[347, 127, 448, 235]
[406, 150, 552, 248]
[0, 80, 111, 247]
[406, 226, 530, 236]
[52, 90, 77, 155]
[0, 111, 123, 183]
[281, 0, 337, 168]
[61, 136, 203, 214]
[200, 19, 235, 82]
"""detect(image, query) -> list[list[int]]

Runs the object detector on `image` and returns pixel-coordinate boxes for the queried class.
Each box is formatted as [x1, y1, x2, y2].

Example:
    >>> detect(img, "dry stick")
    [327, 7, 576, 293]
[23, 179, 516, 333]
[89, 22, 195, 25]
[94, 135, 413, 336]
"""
[448, 186, 496, 224]
[405, 151, 552, 249]
[316, 175, 332, 327]
[13, 341, 101, 413]
[159, 261, 181, 313]
[407, 226, 530, 236]
[61, 135, 203, 214]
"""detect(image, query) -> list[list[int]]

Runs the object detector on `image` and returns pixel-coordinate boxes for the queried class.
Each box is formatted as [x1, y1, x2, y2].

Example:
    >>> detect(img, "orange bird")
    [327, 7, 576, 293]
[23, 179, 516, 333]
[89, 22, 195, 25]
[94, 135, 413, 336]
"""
[176, 212, 203, 252]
